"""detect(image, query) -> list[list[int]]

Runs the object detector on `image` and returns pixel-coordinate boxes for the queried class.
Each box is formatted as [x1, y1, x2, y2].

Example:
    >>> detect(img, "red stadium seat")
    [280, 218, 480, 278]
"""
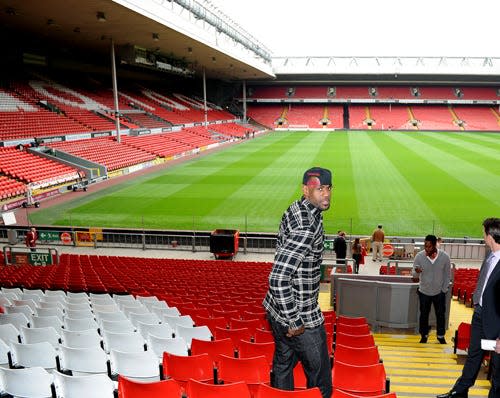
[185, 379, 251, 398]
[117, 375, 182, 398]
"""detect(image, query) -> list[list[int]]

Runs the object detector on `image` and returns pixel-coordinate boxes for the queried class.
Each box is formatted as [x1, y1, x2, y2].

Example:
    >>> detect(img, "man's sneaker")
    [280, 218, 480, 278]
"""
[419, 336, 428, 343]
[437, 337, 447, 344]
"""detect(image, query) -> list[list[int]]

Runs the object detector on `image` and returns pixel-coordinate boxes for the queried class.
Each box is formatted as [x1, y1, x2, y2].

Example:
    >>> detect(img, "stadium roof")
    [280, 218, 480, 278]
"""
[1, 0, 499, 84]
[0, 0, 274, 80]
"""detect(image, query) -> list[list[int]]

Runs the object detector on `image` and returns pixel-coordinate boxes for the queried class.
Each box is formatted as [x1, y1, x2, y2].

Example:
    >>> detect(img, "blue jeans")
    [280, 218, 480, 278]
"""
[268, 316, 332, 398]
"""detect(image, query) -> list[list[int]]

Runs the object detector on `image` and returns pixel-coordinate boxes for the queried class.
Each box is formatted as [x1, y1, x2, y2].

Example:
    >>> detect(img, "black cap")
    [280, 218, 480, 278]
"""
[302, 167, 332, 186]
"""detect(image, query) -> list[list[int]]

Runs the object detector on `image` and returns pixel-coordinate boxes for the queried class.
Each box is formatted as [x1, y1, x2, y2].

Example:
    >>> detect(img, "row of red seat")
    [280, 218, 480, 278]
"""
[0, 147, 81, 187]
[249, 85, 500, 100]
[248, 104, 500, 131]
[0, 175, 27, 200]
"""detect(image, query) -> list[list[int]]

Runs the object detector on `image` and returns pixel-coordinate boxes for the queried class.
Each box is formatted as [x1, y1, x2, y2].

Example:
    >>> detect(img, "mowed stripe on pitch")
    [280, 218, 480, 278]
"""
[203, 132, 331, 231]
[347, 131, 438, 233]
[388, 132, 500, 208]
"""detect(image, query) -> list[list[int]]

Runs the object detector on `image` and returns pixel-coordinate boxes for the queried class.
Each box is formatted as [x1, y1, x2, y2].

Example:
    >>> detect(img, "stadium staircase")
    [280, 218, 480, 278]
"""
[448, 106, 466, 131]
[406, 107, 420, 130]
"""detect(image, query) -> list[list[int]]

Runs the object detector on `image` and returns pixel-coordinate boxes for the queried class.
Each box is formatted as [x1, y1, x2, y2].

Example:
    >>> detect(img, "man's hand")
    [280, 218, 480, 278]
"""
[495, 338, 500, 354]
[286, 325, 305, 338]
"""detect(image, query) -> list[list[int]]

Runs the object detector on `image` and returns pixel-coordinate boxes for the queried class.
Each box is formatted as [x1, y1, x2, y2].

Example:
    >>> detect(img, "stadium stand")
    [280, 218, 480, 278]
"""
[348, 105, 372, 129]
[46, 137, 156, 171]
[453, 106, 500, 130]
[285, 104, 329, 128]
[0, 176, 27, 200]
[410, 105, 457, 130]
[0, 147, 81, 189]
[369, 105, 414, 130]
[247, 104, 287, 128]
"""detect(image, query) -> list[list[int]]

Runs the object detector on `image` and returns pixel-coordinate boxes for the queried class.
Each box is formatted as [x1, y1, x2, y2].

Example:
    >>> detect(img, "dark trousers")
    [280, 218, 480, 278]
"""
[418, 290, 446, 337]
[353, 254, 361, 274]
[268, 317, 332, 398]
[454, 306, 500, 397]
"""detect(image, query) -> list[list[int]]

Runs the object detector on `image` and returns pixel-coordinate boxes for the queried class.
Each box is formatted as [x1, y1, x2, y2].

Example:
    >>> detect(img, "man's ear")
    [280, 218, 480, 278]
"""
[302, 184, 308, 197]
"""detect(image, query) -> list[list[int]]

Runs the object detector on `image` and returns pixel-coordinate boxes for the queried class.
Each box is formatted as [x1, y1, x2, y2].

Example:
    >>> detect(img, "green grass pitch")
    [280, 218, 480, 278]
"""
[31, 131, 500, 238]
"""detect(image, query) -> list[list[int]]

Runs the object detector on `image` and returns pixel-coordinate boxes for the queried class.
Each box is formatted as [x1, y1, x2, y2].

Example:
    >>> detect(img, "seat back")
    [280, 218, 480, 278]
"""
[215, 327, 252, 351]
[128, 312, 161, 327]
[95, 310, 128, 324]
[333, 344, 380, 366]
[217, 354, 270, 385]
[254, 382, 323, 397]
[100, 319, 136, 334]
[4, 305, 33, 319]
[60, 328, 102, 349]
[254, 328, 274, 343]
[162, 352, 213, 385]
[332, 391, 397, 398]
[0, 339, 10, 366]
[20, 326, 61, 348]
[190, 338, 234, 365]
[147, 335, 188, 360]
[64, 316, 99, 332]
[53, 371, 115, 398]
[186, 378, 251, 398]
[109, 349, 160, 380]
[331, 361, 387, 395]
[454, 322, 472, 353]
[9, 341, 57, 369]
[335, 332, 375, 348]
[65, 309, 95, 319]
[175, 325, 212, 348]
[335, 323, 371, 335]
[162, 315, 194, 330]
[137, 321, 173, 340]
[336, 316, 368, 326]
[0, 323, 20, 344]
[31, 315, 64, 330]
[58, 345, 108, 374]
[118, 375, 182, 398]
[238, 339, 275, 366]
[102, 330, 145, 353]
[0, 366, 53, 397]
[35, 307, 64, 322]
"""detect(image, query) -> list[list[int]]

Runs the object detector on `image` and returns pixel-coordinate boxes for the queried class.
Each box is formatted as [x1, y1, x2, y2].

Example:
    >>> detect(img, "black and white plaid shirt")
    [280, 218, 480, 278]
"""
[263, 197, 325, 329]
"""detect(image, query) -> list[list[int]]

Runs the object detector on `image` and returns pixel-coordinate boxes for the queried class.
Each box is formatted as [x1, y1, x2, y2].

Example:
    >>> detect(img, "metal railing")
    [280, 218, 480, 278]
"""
[0, 226, 485, 260]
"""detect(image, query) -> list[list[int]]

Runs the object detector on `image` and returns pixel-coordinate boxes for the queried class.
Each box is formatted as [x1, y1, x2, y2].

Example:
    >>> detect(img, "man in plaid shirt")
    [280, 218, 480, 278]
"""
[263, 167, 333, 398]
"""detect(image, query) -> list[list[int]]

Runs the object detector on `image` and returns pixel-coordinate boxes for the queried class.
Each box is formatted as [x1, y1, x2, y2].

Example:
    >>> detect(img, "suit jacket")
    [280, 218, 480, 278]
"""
[481, 257, 500, 339]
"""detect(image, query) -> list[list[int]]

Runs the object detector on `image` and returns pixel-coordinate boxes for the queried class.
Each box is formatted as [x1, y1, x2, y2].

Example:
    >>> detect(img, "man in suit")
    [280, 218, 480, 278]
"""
[333, 231, 347, 265]
[437, 217, 500, 398]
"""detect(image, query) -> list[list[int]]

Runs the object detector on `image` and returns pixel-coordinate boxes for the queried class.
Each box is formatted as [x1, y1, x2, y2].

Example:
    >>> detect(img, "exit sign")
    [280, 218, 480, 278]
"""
[324, 240, 334, 250]
[29, 252, 53, 266]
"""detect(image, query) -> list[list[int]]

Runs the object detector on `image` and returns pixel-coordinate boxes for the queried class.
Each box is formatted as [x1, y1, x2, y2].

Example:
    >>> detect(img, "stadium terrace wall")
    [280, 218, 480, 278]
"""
[0, 226, 485, 261]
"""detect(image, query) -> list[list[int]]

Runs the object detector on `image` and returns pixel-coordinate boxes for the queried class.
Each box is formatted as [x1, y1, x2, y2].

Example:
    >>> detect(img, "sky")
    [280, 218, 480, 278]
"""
[210, 0, 500, 58]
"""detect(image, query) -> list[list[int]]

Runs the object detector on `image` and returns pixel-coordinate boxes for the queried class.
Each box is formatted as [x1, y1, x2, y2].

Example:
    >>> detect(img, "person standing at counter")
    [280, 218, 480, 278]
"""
[412, 234, 451, 344]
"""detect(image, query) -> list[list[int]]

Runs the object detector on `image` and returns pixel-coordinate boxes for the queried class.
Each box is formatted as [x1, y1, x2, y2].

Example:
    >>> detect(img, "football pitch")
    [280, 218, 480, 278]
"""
[31, 131, 500, 238]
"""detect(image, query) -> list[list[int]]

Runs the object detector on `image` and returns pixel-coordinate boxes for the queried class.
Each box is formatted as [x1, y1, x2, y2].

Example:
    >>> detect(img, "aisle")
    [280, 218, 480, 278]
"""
[319, 284, 491, 397]
[374, 300, 490, 398]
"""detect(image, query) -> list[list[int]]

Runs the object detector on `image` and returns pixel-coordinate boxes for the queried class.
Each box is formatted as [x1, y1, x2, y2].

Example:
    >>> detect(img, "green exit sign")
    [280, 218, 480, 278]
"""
[38, 231, 60, 241]
[29, 252, 53, 266]
[324, 240, 334, 250]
